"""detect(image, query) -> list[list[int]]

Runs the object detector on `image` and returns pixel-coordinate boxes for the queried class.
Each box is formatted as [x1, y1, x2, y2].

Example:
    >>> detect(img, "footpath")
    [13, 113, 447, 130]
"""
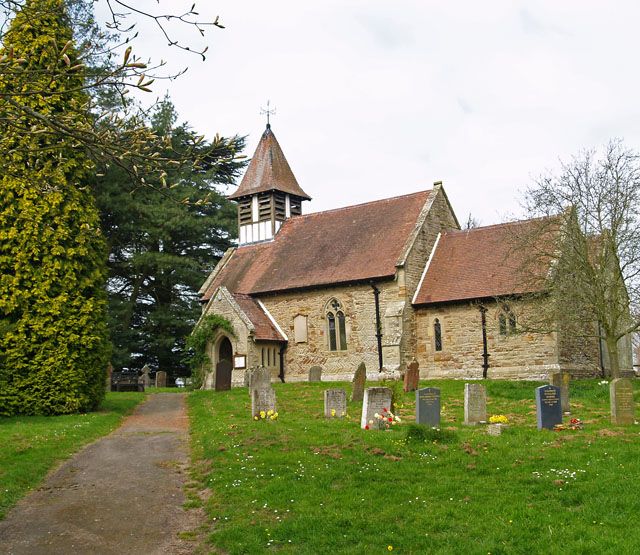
[0, 393, 199, 554]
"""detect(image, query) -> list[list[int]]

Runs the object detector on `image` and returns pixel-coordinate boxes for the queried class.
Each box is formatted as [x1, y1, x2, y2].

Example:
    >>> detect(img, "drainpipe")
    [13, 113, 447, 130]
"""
[278, 344, 286, 383]
[370, 282, 384, 372]
[479, 305, 490, 379]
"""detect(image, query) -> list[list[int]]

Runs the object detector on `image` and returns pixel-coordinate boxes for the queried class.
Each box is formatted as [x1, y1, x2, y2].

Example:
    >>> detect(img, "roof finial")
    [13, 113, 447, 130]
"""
[260, 100, 276, 129]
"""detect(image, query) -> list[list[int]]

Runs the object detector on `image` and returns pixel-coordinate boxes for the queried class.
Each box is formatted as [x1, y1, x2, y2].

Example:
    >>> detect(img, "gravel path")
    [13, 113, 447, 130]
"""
[0, 393, 200, 554]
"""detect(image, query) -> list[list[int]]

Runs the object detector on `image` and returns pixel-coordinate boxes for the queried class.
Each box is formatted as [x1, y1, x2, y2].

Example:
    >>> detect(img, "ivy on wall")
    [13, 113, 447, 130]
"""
[185, 314, 235, 388]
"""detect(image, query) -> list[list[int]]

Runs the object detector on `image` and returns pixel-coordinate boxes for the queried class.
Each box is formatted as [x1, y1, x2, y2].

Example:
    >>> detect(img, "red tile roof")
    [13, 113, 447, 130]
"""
[228, 125, 311, 200]
[232, 293, 286, 342]
[413, 217, 561, 305]
[202, 190, 434, 299]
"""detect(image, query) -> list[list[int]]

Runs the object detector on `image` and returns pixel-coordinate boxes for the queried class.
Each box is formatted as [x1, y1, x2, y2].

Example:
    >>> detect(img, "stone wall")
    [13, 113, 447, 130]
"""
[399, 186, 459, 372]
[260, 280, 402, 381]
[202, 288, 257, 387]
[415, 299, 561, 380]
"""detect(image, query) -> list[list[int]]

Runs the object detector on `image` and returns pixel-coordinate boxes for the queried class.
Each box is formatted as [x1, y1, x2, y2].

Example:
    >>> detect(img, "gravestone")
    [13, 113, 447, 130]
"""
[248, 366, 271, 393]
[309, 366, 323, 382]
[464, 383, 487, 425]
[550, 372, 570, 413]
[251, 385, 277, 419]
[324, 388, 347, 418]
[535, 385, 562, 430]
[403, 359, 420, 393]
[610, 378, 635, 425]
[215, 359, 232, 391]
[360, 387, 393, 429]
[416, 387, 440, 427]
[155, 370, 167, 388]
[351, 362, 366, 402]
[140, 364, 151, 388]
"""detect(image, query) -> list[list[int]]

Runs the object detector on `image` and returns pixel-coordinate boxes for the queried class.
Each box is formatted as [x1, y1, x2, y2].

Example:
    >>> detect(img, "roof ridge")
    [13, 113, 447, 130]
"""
[444, 214, 559, 235]
[287, 189, 432, 220]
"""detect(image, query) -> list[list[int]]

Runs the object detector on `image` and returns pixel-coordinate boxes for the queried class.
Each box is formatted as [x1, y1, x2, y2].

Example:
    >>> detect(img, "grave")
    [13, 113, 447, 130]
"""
[155, 371, 167, 388]
[360, 387, 392, 429]
[550, 371, 570, 413]
[309, 366, 323, 382]
[610, 378, 635, 425]
[403, 359, 420, 393]
[324, 388, 347, 418]
[416, 387, 440, 427]
[535, 385, 562, 430]
[251, 385, 277, 419]
[351, 362, 366, 402]
[248, 366, 271, 393]
[464, 383, 487, 425]
[140, 364, 151, 388]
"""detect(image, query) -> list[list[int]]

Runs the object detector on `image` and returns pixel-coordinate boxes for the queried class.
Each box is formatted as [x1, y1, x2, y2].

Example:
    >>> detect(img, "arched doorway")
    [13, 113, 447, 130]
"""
[215, 336, 233, 391]
[219, 336, 233, 363]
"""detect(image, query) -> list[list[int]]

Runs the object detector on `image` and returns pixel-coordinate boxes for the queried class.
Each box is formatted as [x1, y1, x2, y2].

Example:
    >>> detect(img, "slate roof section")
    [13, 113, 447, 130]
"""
[412, 217, 561, 305]
[232, 293, 286, 341]
[201, 190, 434, 299]
[228, 125, 311, 200]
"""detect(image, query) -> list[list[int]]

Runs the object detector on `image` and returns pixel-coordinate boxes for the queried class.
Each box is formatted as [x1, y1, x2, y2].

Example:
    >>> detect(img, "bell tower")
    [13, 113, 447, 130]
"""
[228, 124, 311, 245]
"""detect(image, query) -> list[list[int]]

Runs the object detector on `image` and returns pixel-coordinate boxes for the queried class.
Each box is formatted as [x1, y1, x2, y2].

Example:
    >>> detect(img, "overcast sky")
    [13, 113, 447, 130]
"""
[102, 1, 640, 226]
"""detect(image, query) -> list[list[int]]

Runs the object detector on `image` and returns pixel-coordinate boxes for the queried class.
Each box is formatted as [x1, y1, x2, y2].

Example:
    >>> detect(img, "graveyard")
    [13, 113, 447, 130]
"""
[187, 378, 640, 554]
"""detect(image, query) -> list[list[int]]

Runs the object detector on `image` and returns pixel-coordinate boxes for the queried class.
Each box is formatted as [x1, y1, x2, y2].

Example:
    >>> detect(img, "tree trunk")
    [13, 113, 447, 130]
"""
[605, 335, 621, 378]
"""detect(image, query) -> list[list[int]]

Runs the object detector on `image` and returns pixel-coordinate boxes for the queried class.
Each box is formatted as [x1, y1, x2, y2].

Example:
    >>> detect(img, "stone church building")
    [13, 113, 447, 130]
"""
[198, 124, 612, 387]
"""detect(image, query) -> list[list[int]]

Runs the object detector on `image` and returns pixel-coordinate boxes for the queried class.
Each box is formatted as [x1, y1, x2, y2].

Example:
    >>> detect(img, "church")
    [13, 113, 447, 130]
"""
[198, 124, 610, 387]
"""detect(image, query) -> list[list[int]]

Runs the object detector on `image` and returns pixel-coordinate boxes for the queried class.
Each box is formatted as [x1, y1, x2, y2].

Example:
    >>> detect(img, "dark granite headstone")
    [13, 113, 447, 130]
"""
[309, 366, 323, 382]
[403, 359, 420, 392]
[535, 385, 562, 430]
[351, 362, 366, 402]
[610, 378, 635, 425]
[416, 387, 440, 427]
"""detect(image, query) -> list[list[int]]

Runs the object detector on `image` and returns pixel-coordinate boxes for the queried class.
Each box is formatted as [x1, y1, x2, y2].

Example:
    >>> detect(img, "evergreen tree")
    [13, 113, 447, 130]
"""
[95, 97, 244, 379]
[0, 0, 110, 415]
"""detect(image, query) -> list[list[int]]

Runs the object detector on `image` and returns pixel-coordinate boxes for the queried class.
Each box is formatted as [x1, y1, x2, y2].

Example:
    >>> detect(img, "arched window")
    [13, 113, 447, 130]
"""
[326, 299, 347, 351]
[434, 318, 442, 352]
[499, 313, 507, 336]
[499, 306, 516, 336]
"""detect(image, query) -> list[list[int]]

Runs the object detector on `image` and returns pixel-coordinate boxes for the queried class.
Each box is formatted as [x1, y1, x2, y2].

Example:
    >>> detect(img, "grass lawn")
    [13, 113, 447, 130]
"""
[0, 391, 145, 519]
[188, 379, 640, 554]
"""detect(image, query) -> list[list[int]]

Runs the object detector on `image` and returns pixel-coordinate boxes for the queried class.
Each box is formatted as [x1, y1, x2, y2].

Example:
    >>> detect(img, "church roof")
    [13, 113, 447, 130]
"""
[228, 125, 311, 201]
[232, 293, 287, 341]
[412, 217, 561, 306]
[201, 190, 434, 299]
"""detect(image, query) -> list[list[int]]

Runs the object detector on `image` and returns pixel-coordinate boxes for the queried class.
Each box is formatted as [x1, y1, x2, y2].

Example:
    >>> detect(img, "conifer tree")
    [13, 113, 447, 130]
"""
[0, 0, 110, 415]
[95, 97, 244, 378]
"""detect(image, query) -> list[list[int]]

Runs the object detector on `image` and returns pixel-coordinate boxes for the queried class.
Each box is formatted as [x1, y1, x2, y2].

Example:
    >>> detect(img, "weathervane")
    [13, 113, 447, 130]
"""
[260, 100, 276, 128]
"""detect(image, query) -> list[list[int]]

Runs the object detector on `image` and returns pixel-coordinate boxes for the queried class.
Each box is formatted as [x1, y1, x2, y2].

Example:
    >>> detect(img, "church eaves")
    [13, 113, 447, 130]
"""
[228, 124, 311, 201]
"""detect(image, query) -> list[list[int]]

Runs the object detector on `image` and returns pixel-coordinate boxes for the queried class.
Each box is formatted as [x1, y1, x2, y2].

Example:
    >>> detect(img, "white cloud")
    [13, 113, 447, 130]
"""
[97, 0, 640, 223]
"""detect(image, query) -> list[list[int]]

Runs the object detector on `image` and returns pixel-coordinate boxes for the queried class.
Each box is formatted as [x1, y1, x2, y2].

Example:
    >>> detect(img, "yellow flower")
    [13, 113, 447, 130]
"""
[331, 409, 336, 417]
[260, 411, 266, 419]
[270, 414, 277, 420]
[254, 416, 259, 421]
[388, 546, 393, 551]
[267, 409, 274, 416]
[273, 412, 278, 418]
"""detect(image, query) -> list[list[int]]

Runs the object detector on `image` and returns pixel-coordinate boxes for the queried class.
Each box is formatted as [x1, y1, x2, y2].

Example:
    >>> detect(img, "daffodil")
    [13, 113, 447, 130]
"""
[267, 409, 274, 416]
[260, 410, 266, 419]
